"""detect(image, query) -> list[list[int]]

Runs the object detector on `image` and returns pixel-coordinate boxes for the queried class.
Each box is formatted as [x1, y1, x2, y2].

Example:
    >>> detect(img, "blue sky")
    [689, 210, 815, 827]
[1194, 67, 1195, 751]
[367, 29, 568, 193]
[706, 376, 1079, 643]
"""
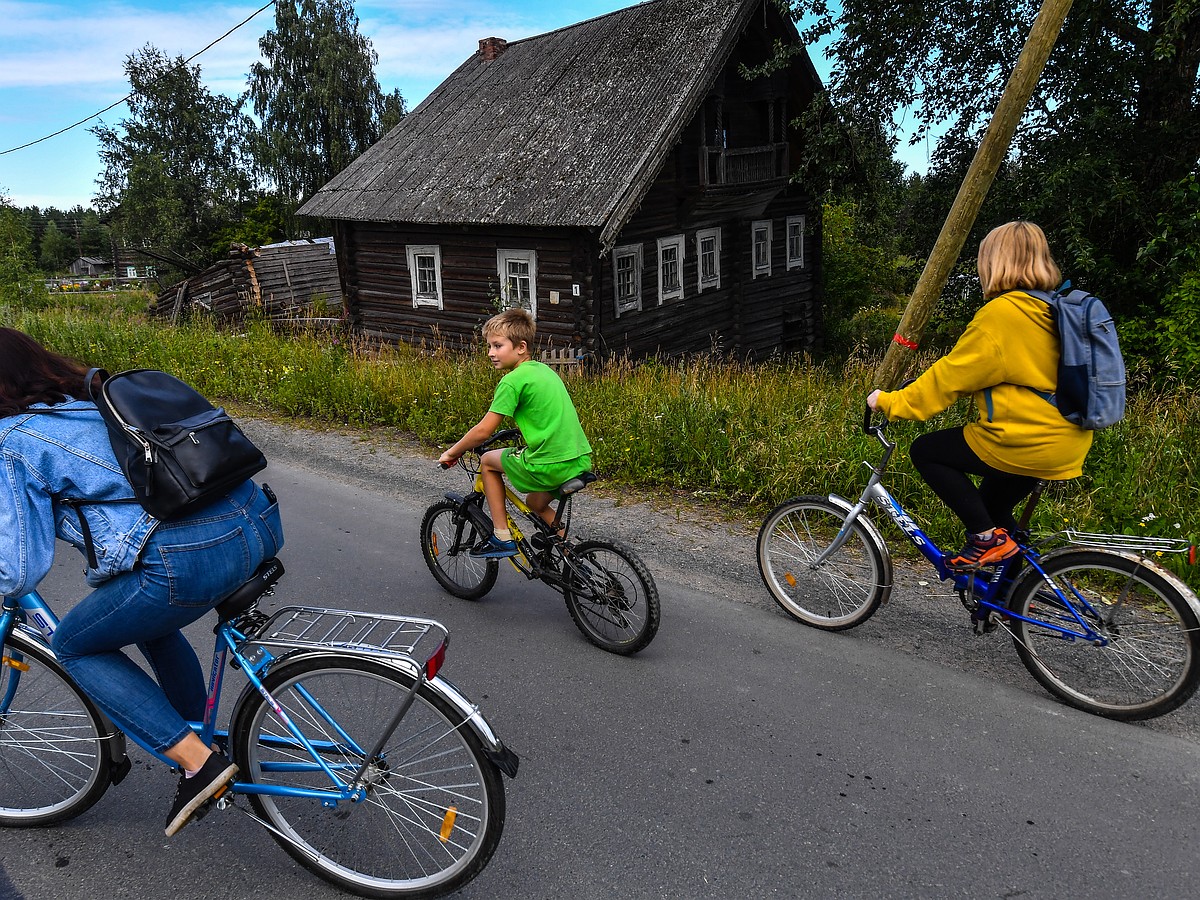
[0, 0, 869, 211]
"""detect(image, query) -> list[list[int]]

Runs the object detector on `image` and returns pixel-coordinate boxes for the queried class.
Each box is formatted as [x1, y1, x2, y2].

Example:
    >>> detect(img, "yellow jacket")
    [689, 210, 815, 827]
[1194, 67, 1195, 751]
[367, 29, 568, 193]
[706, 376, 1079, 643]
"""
[875, 290, 1092, 479]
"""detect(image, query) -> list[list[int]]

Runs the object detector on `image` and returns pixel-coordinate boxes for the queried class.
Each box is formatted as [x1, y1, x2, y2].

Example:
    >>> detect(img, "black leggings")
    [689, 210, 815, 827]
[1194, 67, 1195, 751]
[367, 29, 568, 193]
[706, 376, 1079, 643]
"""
[909, 428, 1038, 535]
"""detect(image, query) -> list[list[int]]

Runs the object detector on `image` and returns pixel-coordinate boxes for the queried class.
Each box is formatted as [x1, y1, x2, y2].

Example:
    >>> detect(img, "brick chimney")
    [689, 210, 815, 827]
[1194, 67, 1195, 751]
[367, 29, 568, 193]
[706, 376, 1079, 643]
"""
[479, 37, 507, 61]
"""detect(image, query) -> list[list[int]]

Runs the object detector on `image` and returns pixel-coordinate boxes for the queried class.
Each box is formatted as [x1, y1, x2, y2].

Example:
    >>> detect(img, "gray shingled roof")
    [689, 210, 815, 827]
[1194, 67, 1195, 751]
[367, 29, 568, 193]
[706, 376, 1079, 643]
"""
[298, 0, 757, 248]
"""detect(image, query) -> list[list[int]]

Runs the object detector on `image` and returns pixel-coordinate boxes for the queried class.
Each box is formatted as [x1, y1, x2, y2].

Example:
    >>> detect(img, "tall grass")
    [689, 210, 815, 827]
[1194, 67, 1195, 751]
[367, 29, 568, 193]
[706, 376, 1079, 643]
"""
[5, 297, 1198, 575]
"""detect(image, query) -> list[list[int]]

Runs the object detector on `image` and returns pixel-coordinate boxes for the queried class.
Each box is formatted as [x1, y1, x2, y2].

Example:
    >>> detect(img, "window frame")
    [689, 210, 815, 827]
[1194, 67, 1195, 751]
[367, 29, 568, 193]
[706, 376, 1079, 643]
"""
[406, 244, 444, 309]
[752, 219, 772, 279]
[695, 227, 721, 293]
[656, 234, 686, 304]
[613, 243, 643, 317]
[786, 215, 806, 270]
[496, 249, 538, 318]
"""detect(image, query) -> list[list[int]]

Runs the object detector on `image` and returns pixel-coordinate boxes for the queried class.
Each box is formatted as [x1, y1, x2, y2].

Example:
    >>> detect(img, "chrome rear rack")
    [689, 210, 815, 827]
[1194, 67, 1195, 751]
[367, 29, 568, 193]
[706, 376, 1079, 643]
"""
[1057, 530, 1192, 556]
[245, 606, 448, 667]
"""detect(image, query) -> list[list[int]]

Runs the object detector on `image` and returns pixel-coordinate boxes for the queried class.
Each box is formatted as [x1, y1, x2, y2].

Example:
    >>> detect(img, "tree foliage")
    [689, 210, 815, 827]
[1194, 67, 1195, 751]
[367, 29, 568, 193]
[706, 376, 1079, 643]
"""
[92, 45, 257, 272]
[248, 0, 405, 208]
[38, 220, 73, 273]
[785, 1, 1200, 332]
[0, 207, 48, 305]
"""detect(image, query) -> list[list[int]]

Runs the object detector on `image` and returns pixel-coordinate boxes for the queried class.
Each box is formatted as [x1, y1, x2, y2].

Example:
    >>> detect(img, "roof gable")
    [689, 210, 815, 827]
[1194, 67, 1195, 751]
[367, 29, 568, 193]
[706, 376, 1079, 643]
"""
[299, 0, 769, 244]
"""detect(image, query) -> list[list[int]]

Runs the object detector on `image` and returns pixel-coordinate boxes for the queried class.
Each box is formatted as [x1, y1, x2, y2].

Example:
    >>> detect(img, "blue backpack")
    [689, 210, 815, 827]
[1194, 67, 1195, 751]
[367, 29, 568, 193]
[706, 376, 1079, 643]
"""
[1027, 285, 1126, 430]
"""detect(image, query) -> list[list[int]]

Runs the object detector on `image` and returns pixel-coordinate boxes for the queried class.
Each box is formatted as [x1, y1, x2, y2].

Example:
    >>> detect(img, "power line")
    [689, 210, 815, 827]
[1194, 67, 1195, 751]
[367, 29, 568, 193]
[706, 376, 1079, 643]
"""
[0, 0, 277, 156]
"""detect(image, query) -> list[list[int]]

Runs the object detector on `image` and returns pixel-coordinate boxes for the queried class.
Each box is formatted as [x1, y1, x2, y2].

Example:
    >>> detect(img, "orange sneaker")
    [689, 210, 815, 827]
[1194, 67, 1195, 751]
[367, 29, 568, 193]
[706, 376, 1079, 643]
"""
[945, 528, 1020, 571]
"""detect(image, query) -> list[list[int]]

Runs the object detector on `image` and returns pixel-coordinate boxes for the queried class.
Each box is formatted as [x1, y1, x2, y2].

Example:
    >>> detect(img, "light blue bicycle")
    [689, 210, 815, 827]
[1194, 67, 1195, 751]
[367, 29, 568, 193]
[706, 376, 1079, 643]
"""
[757, 405, 1200, 721]
[1, 556, 518, 898]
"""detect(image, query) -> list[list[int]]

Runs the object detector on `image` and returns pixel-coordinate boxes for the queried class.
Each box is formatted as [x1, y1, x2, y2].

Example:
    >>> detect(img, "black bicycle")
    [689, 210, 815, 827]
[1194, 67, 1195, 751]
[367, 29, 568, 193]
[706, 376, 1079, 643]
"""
[420, 430, 660, 655]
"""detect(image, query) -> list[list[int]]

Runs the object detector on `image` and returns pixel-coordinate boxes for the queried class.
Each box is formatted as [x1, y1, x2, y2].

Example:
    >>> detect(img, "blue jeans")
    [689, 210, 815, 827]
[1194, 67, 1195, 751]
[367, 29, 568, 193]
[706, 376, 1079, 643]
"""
[52, 481, 283, 753]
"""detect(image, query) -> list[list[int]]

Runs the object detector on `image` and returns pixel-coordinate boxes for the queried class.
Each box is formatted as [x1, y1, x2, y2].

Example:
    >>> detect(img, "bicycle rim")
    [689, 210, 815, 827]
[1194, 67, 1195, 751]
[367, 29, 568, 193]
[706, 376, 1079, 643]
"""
[420, 500, 498, 601]
[0, 631, 112, 825]
[1009, 549, 1200, 720]
[563, 540, 660, 655]
[756, 497, 890, 630]
[232, 655, 505, 898]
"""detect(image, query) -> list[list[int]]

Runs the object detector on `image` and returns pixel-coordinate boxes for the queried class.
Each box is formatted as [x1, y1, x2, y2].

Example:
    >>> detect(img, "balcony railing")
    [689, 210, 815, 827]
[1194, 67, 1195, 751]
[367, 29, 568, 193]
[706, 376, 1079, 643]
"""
[701, 143, 789, 187]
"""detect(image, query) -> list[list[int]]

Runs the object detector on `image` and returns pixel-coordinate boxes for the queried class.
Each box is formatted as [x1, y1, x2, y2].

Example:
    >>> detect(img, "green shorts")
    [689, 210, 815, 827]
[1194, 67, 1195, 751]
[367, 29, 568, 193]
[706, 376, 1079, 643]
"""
[501, 449, 592, 496]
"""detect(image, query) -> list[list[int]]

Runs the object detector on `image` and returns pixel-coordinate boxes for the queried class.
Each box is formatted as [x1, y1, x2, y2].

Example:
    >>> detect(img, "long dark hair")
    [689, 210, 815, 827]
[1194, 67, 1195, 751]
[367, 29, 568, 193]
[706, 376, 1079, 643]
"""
[0, 328, 93, 417]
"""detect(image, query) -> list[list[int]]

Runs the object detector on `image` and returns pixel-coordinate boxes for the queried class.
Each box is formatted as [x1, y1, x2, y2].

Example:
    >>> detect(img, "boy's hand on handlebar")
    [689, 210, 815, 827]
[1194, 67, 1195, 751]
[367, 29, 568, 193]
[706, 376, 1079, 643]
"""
[438, 449, 460, 468]
[867, 389, 882, 411]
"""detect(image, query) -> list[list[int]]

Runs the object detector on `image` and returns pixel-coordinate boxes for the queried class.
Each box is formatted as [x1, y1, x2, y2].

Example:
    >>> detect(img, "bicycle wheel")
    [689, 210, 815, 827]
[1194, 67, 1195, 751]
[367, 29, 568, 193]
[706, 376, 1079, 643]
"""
[231, 654, 506, 899]
[756, 496, 891, 630]
[562, 540, 660, 655]
[420, 500, 498, 601]
[0, 629, 114, 826]
[1007, 549, 1200, 720]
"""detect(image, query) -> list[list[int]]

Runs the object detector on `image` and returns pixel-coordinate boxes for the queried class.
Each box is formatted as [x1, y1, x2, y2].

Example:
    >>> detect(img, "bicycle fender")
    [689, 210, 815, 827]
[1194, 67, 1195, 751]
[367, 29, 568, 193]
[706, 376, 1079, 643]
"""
[442, 491, 494, 536]
[1010, 546, 1200, 620]
[821, 493, 895, 599]
[429, 672, 519, 778]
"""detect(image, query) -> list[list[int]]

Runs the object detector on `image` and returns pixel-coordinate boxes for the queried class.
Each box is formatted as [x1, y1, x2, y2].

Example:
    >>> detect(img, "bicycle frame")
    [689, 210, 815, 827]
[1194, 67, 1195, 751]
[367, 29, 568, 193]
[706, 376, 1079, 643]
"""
[833, 416, 1118, 646]
[1, 590, 508, 809]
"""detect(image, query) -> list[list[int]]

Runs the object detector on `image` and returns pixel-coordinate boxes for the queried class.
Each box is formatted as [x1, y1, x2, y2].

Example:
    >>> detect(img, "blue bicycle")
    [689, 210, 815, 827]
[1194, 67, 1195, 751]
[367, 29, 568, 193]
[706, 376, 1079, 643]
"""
[756, 406, 1200, 721]
[1, 556, 518, 898]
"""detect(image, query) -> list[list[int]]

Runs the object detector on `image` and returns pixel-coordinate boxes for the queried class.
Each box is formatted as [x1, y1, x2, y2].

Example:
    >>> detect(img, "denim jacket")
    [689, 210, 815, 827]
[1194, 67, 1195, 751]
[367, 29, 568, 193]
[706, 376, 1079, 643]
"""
[0, 400, 157, 597]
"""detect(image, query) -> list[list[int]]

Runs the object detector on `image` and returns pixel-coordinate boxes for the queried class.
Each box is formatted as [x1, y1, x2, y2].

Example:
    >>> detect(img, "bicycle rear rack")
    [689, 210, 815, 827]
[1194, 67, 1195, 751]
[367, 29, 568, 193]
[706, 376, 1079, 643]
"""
[1056, 530, 1192, 557]
[243, 606, 448, 671]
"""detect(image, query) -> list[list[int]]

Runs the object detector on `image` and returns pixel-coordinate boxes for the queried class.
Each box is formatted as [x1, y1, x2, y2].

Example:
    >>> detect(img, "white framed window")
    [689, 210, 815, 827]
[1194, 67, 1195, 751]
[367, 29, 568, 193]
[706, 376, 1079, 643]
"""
[496, 249, 537, 318]
[613, 243, 643, 317]
[786, 215, 806, 270]
[656, 234, 685, 303]
[752, 219, 772, 278]
[406, 244, 443, 308]
[696, 227, 721, 293]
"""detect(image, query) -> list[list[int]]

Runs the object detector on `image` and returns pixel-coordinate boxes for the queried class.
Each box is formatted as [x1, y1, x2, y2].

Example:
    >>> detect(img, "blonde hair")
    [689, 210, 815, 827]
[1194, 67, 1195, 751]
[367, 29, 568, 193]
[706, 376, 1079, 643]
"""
[483, 307, 536, 351]
[976, 221, 1061, 299]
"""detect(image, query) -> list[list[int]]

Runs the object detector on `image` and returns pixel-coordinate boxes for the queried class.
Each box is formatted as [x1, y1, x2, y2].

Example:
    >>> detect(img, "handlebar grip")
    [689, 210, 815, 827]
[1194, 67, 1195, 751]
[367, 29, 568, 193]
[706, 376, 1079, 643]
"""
[863, 404, 874, 435]
[439, 462, 450, 470]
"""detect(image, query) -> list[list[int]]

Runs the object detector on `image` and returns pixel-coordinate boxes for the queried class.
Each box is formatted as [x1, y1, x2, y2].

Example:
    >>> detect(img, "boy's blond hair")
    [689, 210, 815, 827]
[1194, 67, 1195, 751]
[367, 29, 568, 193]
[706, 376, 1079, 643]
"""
[977, 221, 1062, 299]
[483, 307, 536, 351]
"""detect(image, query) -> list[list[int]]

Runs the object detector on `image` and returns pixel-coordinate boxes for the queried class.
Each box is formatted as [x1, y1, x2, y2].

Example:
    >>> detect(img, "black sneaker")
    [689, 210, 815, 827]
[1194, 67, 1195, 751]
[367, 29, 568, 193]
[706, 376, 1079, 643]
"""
[164, 752, 238, 837]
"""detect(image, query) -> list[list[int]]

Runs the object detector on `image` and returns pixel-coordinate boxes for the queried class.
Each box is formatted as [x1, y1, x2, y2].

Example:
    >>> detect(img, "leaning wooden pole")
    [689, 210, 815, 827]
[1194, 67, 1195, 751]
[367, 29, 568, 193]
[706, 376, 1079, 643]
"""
[874, 0, 1076, 390]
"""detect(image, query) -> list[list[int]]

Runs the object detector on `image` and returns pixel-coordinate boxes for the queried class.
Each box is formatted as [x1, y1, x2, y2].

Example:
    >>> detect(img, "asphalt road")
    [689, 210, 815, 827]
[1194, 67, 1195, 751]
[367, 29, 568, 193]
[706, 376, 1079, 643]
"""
[3, 432, 1198, 899]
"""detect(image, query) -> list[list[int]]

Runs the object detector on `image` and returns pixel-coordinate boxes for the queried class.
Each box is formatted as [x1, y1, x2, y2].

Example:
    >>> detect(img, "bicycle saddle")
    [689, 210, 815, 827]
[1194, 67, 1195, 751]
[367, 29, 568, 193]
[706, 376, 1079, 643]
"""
[557, 471, 598, 498]
[215, 557, 285, 622]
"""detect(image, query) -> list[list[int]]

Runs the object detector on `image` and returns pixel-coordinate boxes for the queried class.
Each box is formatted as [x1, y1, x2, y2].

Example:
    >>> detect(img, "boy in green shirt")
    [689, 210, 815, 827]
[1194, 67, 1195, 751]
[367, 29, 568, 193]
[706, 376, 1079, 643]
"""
[439, 308, 593, 558]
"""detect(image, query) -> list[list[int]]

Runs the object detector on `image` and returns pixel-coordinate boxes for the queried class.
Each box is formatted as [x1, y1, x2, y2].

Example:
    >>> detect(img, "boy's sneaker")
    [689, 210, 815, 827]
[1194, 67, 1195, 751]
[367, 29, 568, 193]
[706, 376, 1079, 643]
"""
[945, 528, 1020, 571]
[470, 536, 519, 558]
[164, 752, 238, 837]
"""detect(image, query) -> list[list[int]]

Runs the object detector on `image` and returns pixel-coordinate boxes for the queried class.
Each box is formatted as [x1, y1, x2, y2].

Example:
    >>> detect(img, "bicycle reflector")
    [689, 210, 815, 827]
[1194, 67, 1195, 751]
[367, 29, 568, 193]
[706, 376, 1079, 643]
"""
[425, 640, 447, 680]
[2, 655, 30, 672]
[1190, 544, 1197, 566]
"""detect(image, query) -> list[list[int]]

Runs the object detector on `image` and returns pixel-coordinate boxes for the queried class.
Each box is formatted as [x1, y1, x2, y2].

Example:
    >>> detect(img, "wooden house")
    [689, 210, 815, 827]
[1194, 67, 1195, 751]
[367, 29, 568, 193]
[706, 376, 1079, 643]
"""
[152, 239, 341, 324]
[298, 0, 823, 360]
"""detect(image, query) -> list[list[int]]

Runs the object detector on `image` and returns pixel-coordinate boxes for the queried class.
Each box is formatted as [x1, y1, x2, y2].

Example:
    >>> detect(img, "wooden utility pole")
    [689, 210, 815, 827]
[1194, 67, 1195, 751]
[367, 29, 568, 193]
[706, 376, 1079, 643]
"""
[874, 0, 1076, 390]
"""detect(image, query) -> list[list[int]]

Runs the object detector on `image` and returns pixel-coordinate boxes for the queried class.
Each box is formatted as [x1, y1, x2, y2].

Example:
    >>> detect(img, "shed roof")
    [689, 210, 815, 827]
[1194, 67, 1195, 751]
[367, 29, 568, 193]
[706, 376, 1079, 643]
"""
[298, 0, 773, 249]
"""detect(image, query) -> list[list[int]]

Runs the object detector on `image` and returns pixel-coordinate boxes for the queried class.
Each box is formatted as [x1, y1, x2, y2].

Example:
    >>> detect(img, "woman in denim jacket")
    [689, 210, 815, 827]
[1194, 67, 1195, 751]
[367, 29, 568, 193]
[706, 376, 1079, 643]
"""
[0, 328, 284, 836]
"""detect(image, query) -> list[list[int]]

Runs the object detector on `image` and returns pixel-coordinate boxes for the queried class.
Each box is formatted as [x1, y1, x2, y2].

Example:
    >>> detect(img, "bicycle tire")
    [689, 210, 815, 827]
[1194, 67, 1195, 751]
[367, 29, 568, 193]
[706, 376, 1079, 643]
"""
[420, 500, 498, 601]
[1007, 548, 1200, 720]
[231, 653, 506, 899]
[0, 629, 114, 826]
[562, 539, 660, 655]
[756, 496, 892, 630]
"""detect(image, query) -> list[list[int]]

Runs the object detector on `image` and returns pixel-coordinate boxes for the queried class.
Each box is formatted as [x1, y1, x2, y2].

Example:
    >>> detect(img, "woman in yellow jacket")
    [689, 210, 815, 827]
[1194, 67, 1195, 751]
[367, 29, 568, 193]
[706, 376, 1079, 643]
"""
[867, 221, 1092, 570]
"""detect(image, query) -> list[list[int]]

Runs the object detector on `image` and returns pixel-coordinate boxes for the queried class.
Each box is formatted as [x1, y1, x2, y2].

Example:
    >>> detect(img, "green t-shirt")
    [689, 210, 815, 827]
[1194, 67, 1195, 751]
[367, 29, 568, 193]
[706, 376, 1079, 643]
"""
[489, 360, 592, 465]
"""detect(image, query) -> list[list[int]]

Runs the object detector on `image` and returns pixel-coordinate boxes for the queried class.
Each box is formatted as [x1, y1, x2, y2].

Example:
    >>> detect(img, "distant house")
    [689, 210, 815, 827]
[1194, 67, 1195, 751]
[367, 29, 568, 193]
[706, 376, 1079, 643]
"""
[299, 0, 823, 360]
[153, 239, 341, 323]
[69, 257, 110, 277]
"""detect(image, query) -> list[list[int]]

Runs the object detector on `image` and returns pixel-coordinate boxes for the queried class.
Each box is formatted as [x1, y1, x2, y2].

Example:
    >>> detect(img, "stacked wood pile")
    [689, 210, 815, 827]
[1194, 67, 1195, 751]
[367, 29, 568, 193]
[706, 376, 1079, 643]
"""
[153, 239, 342, 325]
